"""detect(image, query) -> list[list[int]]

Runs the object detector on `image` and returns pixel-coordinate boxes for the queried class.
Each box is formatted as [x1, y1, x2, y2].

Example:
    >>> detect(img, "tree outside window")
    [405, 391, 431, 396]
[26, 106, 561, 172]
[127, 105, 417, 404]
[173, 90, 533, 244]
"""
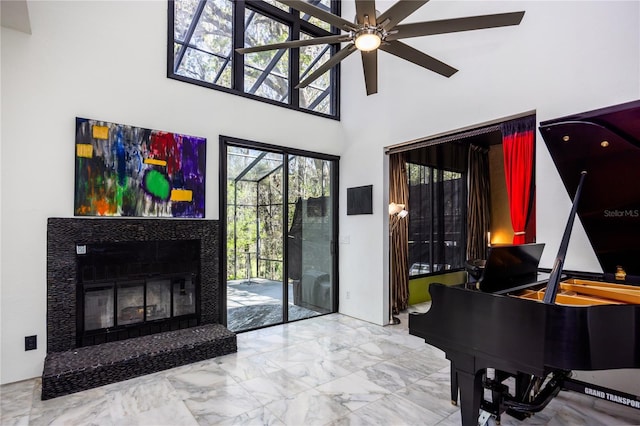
[169, 0, 339, 117]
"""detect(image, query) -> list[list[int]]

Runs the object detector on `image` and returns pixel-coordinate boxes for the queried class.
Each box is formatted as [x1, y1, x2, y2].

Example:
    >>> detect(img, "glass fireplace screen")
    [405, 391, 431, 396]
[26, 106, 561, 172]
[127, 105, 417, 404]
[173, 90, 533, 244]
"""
[84, 276, 196, 331]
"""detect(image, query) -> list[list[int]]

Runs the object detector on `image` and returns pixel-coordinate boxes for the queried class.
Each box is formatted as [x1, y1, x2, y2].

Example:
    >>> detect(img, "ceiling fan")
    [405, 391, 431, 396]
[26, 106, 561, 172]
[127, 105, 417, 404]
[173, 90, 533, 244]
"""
[236, 0, 525, 96]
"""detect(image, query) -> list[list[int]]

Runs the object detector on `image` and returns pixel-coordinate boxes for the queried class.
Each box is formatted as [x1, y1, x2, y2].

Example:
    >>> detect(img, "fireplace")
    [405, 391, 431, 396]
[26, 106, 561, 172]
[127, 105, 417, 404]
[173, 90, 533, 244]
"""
[76, 239, 201, 347]
[44, 218, 236, 400]
[47, 218, 220, 353]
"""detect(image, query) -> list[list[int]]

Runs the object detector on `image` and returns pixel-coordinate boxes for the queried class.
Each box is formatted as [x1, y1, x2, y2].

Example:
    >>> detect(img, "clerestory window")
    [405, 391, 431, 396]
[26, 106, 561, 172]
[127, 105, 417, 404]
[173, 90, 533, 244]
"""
[168, 0, 340, 118]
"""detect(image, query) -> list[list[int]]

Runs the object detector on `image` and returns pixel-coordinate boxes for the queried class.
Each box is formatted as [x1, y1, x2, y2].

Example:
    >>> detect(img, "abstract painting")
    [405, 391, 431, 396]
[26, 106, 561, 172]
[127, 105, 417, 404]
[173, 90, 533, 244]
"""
[75, 117, 206, 217]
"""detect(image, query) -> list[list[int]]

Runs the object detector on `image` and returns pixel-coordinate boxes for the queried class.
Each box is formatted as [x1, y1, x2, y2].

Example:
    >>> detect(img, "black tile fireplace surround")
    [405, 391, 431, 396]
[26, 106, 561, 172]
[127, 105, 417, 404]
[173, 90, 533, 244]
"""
[44, 217, 237, 399]
[47, 217, 222, 352]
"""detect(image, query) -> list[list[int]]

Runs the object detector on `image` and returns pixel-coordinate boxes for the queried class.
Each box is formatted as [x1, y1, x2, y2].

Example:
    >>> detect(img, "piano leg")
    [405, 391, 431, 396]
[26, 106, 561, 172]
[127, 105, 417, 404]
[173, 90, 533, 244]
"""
[451, 365, 459, 405]
[455, 369, 484, 426]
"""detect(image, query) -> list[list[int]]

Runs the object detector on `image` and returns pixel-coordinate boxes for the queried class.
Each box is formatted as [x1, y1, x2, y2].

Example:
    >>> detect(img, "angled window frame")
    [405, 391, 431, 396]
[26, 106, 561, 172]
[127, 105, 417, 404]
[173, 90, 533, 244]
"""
[168, 0, 341, 119]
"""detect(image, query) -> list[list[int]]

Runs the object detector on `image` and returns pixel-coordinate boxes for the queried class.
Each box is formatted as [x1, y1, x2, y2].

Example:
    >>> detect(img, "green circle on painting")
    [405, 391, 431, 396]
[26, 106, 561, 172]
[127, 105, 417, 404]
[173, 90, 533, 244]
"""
[144, 169, 170, 200]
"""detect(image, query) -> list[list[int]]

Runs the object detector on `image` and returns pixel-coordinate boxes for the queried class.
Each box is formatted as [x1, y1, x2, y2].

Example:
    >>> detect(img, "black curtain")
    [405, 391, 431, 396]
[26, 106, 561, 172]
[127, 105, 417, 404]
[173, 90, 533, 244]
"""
[407, 142, 468, 275]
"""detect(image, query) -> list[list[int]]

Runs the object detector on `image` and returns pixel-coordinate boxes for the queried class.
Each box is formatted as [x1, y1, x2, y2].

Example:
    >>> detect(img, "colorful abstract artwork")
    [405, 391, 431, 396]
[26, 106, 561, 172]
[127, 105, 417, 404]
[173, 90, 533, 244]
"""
[75, 117, 206, 217]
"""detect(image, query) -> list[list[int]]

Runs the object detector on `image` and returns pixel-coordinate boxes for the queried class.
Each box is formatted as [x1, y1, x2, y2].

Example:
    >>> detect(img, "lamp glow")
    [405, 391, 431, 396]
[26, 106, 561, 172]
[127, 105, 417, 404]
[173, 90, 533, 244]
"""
[355, 32, 381, 51]
[389, 202, 404, 216]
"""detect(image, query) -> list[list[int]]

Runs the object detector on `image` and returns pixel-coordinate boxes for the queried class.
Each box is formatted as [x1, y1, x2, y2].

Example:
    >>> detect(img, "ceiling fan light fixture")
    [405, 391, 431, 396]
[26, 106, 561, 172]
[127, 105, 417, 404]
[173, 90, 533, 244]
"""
[354, 29, 382, 51]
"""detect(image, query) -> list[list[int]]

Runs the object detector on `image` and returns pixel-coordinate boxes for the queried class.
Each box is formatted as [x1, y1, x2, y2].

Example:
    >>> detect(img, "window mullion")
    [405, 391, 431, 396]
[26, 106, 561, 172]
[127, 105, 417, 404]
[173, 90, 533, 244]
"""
[173, 0, 208, 73]
[308, 86, 330, 110]
[429, 167, 435, 272]
[291, 18, 300, 108]
[300, 44, 330, 80]
[330, 42, 339, 117]
[233, 0, 247, 92]
[330, 0, 341, 117]
[249, 48, 288, 94]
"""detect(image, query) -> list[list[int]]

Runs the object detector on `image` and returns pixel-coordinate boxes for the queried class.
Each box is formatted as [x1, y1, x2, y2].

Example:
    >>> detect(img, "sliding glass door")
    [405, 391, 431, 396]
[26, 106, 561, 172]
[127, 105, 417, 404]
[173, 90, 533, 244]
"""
[287, 155, 334, 318]
[222, 138, 338, 332]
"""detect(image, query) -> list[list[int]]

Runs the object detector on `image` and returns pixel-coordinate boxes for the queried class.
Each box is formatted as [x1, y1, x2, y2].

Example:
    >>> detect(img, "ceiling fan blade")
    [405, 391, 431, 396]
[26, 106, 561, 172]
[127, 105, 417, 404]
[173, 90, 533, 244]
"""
[296, 43, 357, 89]
[387, 11, 525, 41]
[236, 34, 350, 54]
[278, 0, 358, 32]
[379, 40, 458, 77]
[355, 0, 377, 25]
[376, 0, 430, 30]
[361, 50, 378, 95]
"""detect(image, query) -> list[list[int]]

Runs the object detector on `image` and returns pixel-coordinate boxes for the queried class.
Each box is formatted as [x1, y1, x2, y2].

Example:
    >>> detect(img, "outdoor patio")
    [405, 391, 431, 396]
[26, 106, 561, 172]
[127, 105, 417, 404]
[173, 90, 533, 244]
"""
[226, 278, 323, 331]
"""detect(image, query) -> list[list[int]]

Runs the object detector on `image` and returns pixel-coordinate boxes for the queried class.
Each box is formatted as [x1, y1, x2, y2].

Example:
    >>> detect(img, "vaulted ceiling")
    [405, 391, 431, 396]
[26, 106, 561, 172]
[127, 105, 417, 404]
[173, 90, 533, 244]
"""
[1, 0, 31, 34]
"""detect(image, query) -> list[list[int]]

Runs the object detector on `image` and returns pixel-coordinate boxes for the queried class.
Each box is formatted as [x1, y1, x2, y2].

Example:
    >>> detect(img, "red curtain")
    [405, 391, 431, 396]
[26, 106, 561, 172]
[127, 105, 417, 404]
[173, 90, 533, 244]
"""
[502, 118, 535, 244]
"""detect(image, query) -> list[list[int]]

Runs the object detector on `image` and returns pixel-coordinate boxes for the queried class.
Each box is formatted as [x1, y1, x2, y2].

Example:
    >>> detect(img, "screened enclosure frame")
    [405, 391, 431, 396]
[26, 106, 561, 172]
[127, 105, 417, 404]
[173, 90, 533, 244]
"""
[168, 0, 342, 119]
[229, 150, 289, 281]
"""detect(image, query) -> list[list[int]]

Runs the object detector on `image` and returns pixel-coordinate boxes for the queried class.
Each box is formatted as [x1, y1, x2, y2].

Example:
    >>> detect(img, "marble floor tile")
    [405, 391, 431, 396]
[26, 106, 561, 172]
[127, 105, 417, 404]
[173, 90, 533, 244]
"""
[0, 379, 34, 422]
[356, 336, 417, 360]
[105, 376, 181, 419]
[435, 410, 463, 426]
[29, 380, 107, 414]
[314, 372, 391, 411]
[180, 382, 263, 420]
[266, 388, 352, 425]
[320, 345, 387, 372]
[113, 399, 199, 426]
[376, 327, 429, 350]
[274, 357, 353, 388]
[391, 348, 451, 378]
[214, 352, 283, 383]
[395, 371, 460, 418]
[0, 415, 30, 426]
[29, 395, 113, 426]
[2, 309, 638, 426]
[199, 406, 285, 426]
[334, 393, 444, 426]
[237, 369, 312, 405]
[167, 367, 240, 400]
[355, 358, 428, 393]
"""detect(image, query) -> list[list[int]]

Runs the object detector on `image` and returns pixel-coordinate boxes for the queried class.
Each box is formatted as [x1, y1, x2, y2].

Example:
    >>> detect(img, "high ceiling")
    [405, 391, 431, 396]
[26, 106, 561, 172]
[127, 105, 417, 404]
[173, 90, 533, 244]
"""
[1, 0, 31, 34]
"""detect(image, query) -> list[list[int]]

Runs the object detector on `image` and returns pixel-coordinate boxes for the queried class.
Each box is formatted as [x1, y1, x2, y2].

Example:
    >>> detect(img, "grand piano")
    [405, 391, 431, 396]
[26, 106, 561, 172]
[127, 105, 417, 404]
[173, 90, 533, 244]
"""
[409, 100, 640, 425]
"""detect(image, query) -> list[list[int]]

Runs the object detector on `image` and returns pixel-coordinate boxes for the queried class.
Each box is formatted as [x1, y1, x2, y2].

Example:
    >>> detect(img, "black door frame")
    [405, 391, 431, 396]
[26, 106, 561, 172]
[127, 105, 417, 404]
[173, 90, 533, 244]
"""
[219, 135, 339, 327]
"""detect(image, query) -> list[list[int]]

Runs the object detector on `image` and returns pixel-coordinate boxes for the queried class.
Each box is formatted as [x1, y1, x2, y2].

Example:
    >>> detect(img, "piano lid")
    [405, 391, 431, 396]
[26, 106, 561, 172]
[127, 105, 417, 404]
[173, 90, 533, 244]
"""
[539, 100, 640, 277]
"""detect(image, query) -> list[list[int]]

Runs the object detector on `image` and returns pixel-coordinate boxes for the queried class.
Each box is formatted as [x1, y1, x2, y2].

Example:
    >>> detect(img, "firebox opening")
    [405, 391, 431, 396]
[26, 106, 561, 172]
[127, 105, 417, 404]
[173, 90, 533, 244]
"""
[76, 239, 201, 347]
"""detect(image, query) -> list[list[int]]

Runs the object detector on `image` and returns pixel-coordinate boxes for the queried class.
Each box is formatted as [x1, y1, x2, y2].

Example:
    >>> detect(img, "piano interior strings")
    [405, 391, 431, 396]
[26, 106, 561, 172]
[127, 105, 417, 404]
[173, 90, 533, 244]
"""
[516, 278, 640, 306]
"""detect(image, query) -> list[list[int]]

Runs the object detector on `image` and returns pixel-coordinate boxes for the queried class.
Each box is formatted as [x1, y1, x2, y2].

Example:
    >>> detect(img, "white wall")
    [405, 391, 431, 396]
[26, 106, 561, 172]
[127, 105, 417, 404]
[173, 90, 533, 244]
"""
[337, 0, 640, 393]
[2, 0, 639, 387]
[338, 0, 640, 319]
[0, 0, 346, 384]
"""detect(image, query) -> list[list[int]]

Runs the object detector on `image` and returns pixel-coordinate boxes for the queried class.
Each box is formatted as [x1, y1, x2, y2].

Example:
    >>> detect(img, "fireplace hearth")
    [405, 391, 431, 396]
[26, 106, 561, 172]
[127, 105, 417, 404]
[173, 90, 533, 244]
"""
[44, 218, 236, 399]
